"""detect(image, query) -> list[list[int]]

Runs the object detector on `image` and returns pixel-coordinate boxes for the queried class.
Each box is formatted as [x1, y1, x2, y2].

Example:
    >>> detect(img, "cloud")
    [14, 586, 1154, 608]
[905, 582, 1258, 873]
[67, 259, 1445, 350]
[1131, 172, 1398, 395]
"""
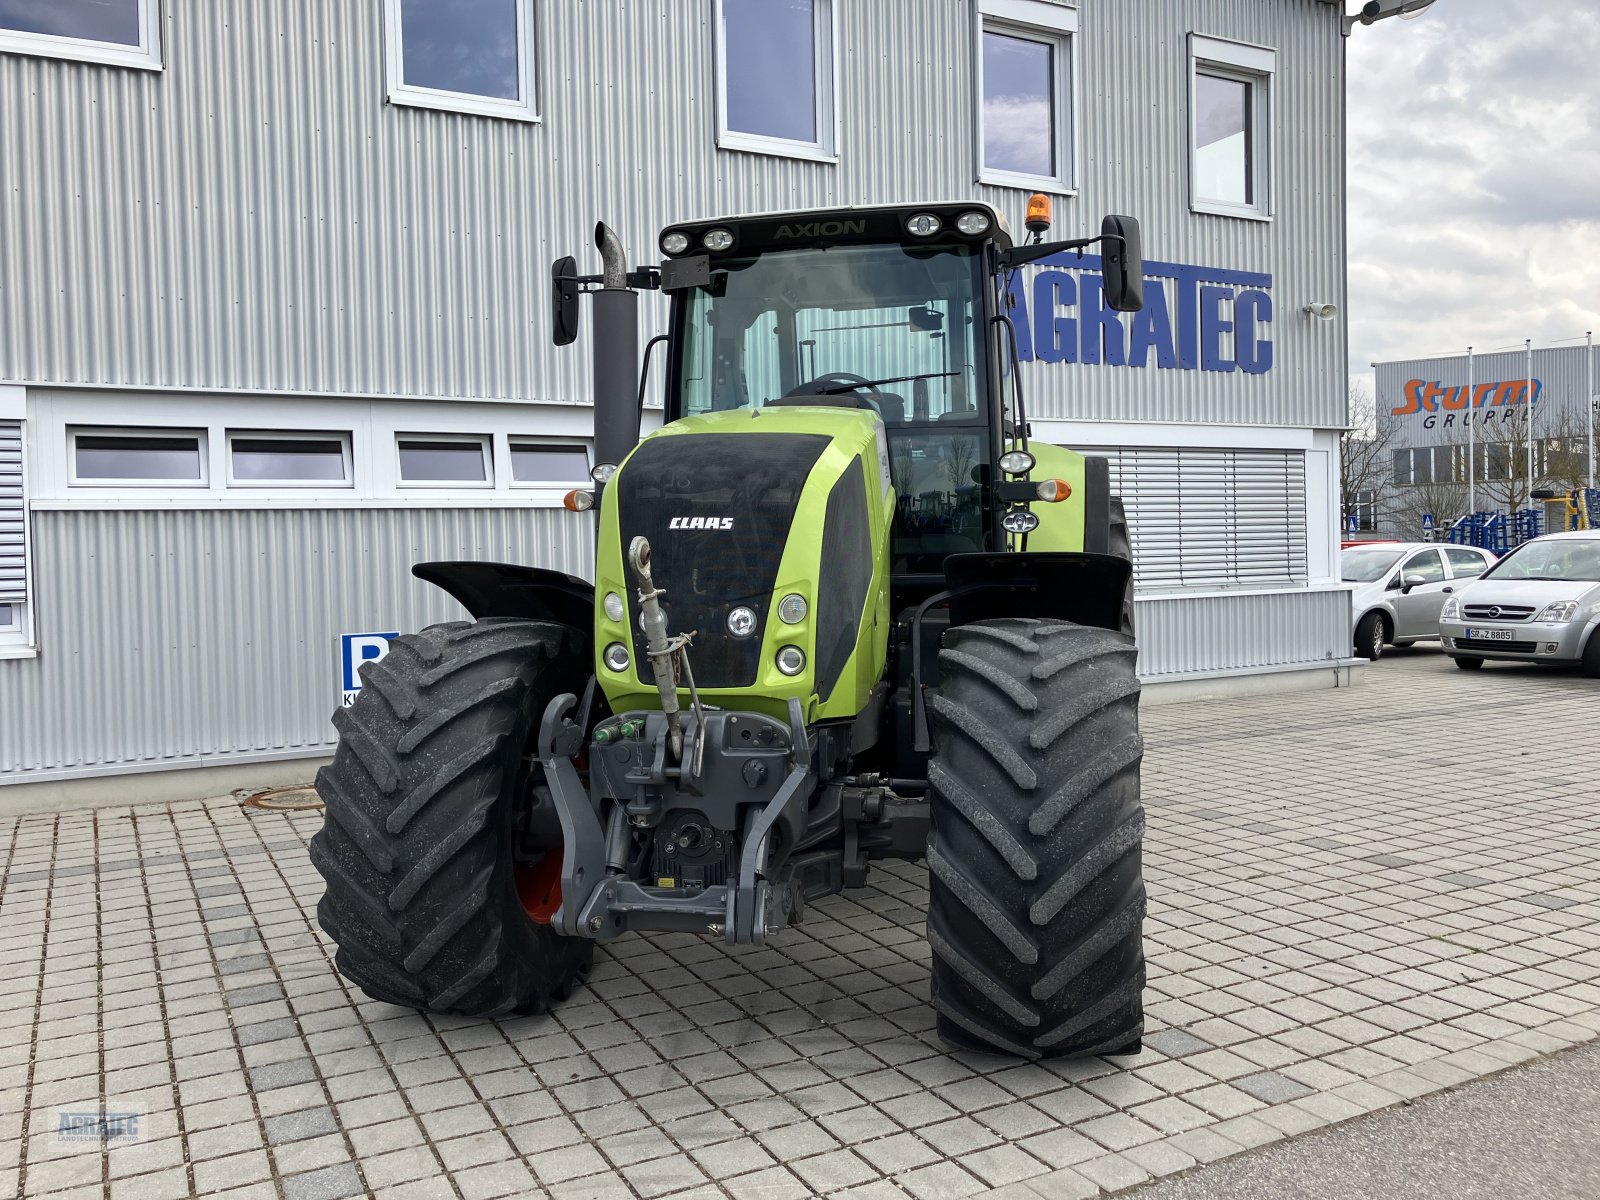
[1347, 0, 1600, 378]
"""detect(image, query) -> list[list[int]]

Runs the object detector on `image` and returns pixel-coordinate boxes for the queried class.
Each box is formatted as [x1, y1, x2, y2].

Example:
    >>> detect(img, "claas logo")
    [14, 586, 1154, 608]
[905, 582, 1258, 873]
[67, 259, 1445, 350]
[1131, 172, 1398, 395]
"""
[668, 516, 735, 530]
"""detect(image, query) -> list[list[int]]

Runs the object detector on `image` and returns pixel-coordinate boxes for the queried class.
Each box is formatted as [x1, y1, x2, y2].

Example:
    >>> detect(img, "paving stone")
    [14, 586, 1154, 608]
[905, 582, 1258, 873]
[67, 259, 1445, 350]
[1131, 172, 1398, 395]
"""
[280, 1162, 364, 1200]
[265, 1106, 340, 1145]
[1233, 1071, 1316, 1104]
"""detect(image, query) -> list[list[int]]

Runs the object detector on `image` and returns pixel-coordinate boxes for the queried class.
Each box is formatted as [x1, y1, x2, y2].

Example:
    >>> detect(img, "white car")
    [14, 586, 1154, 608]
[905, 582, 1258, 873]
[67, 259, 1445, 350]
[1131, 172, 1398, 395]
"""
[1342, 542, 1496, 661]
[1439, 532, 1600, 676]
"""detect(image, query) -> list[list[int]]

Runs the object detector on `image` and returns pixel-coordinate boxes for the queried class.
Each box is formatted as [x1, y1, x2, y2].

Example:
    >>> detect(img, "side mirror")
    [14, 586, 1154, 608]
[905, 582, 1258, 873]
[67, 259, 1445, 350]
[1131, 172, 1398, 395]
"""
[551, 256, 580, 346]
[1100, 214, 1144, 313]
[1401, 573, 1428, 593]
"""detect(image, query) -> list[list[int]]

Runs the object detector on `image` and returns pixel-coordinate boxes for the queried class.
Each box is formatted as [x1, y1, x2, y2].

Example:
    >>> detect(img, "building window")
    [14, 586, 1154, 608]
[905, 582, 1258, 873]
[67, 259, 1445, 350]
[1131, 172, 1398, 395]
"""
[1190, 35, 1273, 220]
[0, 0, 162, 71]
[1088, 446, 1307, 589]
[383, 0, 536, 122]
[715, 0, 835, 161]
[1, 418, 31, 652]
[1352, 490, 1378, 532]
[1392, 448, 1411, 487]
[228, 433, 351, 486]
[71, 429, 206, 486]
[976, 0, 1076, 191]
[510, 442, 589, 485]
[398, 435, 493, 486]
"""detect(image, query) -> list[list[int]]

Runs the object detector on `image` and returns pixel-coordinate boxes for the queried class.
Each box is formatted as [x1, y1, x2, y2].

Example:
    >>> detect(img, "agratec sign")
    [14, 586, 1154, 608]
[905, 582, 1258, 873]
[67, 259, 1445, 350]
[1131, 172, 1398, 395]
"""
[1008, 252, 1275, 375]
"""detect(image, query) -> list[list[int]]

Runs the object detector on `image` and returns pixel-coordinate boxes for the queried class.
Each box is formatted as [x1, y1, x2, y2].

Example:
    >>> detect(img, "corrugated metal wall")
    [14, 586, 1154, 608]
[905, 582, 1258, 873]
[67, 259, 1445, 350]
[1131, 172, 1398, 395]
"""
[0, 508, 593, 782]
[1134, 586, 1349, 678]
[0, 0, 1345, 428]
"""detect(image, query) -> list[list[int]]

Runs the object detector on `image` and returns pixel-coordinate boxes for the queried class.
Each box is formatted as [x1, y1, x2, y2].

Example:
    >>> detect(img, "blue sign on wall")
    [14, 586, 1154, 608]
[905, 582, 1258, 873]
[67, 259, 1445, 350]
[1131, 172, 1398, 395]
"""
[1007, 254, 1274, 375]
[340, 631, 399, 707]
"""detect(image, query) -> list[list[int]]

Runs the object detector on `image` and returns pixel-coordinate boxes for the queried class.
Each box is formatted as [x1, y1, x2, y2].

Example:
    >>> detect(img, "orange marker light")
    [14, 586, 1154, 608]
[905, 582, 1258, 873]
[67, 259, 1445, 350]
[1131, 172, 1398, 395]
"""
[1025, 193, 1052, 234]
[1035, 478, 1072, 503]
[563, 489, 595, 512]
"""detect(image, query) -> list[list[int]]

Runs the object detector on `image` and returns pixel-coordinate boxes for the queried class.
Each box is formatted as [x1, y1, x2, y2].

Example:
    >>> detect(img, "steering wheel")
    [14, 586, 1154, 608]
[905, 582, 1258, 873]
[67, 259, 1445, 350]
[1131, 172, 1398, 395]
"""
[781, 372, 883, 414]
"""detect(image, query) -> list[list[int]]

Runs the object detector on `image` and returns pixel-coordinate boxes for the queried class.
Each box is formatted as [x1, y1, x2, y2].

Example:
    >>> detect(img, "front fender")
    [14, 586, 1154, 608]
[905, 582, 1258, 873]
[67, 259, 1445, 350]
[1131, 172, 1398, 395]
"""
[413, 562, 593, 648]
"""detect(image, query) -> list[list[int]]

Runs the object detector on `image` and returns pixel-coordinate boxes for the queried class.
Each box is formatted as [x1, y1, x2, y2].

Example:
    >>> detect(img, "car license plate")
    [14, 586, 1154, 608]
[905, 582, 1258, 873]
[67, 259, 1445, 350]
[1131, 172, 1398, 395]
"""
[1464, 628, 1514, 642]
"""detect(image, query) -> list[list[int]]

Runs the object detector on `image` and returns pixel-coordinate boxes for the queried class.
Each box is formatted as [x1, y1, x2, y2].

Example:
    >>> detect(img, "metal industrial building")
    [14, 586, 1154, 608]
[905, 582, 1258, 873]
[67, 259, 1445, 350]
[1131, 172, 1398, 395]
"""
[1, 0, 1358, 798]
[1369, 342, 1600, 539]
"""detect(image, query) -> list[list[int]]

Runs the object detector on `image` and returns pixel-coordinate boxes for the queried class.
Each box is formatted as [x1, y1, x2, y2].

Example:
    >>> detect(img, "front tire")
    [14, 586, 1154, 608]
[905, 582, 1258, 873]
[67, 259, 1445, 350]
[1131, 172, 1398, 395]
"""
[1355, 611, 1387, 661]
[311, 618, 594, 1016]
[1581, 633, 1600, 679]
[927, 619, 1146, 1058]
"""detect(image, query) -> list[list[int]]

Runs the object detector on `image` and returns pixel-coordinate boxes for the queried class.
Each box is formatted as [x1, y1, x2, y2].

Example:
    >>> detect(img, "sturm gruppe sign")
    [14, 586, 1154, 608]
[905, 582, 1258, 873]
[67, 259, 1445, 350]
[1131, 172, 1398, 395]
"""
[1389, 377, 1543, 428]
[1007, 253, 1274, 375]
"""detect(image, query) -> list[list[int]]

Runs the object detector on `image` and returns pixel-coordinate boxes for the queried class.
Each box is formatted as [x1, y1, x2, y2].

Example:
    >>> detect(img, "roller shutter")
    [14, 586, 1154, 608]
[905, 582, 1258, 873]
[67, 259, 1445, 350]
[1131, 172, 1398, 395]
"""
[0, 421, 25, 603]
[1085, 446, 1307, 589]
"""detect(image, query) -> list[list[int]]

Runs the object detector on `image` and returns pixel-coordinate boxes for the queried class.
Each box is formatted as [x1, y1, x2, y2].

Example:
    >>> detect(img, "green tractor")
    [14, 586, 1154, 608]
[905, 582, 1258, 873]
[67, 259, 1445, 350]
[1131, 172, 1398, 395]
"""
[312, 200, 1148, 1058]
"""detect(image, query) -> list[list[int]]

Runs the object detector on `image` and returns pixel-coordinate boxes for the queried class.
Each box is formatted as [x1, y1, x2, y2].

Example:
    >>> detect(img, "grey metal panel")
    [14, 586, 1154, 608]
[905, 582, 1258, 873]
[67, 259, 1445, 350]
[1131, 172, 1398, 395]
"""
[1, 0, 1345, 428]
[0, 507, 594, 781]
[1134, 586, 1349, 678]
[0, 421, 23, 601]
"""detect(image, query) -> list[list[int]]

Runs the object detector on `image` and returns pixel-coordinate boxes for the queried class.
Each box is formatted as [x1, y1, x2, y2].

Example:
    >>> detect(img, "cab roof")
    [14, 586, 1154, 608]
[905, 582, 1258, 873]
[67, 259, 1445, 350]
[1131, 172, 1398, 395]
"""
[658, 201, 1012, 259]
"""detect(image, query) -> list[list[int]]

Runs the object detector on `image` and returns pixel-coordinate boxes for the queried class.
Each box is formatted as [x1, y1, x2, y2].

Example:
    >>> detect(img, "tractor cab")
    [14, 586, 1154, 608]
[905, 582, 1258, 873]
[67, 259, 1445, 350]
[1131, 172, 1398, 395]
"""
[657, 204, 1007, 577]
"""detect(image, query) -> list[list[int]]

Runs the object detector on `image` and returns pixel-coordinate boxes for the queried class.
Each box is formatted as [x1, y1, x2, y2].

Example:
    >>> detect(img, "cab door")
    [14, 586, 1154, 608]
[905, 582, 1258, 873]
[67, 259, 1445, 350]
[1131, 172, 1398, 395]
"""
[1389, 549, 1449, 638]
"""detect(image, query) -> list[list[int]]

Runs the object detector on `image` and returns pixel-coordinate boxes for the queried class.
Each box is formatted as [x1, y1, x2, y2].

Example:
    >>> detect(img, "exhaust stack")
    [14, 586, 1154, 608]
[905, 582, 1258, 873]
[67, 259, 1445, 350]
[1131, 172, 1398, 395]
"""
[591, 222, 640, 477]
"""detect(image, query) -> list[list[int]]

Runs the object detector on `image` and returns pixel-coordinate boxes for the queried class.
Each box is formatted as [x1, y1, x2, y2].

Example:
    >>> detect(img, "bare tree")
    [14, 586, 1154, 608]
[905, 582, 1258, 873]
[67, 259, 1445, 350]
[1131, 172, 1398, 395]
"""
[1390, 476, 1468, 541]
[1341, 383, 1396, 531]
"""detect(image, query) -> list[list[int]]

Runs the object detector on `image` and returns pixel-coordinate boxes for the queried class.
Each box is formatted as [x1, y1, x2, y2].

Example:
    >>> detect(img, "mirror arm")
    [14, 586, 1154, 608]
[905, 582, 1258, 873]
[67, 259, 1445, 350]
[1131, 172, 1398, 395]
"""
[998, 234, 1107, 270]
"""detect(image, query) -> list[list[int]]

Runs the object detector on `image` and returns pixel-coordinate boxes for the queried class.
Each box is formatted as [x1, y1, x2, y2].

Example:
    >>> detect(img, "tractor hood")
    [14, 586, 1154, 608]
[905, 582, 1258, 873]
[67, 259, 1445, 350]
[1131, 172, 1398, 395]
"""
[593, 408, 893, 720]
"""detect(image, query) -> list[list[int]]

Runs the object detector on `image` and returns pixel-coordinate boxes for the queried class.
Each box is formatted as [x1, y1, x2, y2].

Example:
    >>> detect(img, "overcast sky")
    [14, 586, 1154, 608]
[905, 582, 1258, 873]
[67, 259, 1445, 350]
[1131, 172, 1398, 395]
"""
[1346, 0, 1600, 385]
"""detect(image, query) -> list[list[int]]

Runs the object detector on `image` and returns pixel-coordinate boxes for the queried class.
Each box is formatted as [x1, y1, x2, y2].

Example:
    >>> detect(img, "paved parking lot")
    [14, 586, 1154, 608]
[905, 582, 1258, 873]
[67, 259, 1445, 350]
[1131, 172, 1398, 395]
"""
[3, 651, 1600, 1200]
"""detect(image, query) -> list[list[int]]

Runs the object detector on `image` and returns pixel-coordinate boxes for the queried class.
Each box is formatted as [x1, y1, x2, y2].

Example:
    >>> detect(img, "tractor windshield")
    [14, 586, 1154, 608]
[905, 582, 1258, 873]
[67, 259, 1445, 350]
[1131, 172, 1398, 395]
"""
[674, 241, 994, 574]
[677, 242, 988, 427]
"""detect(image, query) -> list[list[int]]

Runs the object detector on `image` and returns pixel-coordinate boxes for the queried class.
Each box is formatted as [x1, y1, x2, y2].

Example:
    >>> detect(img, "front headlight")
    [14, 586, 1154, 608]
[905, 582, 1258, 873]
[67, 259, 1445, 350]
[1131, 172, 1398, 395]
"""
[1535, 600, 1581, 622]
[1440, 597, 1461, 621]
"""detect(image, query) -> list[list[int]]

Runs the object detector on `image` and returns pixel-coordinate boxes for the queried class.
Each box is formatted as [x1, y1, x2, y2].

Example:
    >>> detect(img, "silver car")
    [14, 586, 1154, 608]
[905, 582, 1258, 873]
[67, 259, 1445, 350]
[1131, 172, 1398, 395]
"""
[1440, 531, 1600, 676]
[1342, 542, 1496, 661]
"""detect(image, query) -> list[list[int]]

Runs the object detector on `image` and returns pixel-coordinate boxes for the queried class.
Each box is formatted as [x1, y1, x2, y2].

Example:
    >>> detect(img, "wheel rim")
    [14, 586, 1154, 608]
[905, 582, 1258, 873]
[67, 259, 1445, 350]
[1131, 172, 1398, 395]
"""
[1371, 623, 1383, 658]
[515, 852, 562, 924]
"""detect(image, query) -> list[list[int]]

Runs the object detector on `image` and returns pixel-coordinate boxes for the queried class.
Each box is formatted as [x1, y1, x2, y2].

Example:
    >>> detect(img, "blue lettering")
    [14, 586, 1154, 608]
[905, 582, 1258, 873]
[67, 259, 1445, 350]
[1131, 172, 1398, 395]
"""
[1234, 290, 1273, 375]
[1127, 278, 1177, 369]
[1199, 286, 1236, 374]
[1006, 271, 1034, 362]
[1173, 264, 1204, 370]
[1078, 274, 1126, 367]
[1031, 271, 1077, 364]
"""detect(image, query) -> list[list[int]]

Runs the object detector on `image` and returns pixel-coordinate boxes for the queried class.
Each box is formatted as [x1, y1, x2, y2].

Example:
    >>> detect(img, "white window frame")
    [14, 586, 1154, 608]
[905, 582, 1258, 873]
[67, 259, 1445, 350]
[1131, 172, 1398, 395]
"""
[68, 426, 209, 489]
[396, 433, 495, 490]
[713, 0, 838, 163]
[225, 430, 353, 489]
[0, 395, 34, 656]
[382, 0, 538, 123]
[508, 439, 591, 488]
[0, 0, 162, 71]
[974, 0, 1078, 194]
[1188, 34, 1274, 222]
